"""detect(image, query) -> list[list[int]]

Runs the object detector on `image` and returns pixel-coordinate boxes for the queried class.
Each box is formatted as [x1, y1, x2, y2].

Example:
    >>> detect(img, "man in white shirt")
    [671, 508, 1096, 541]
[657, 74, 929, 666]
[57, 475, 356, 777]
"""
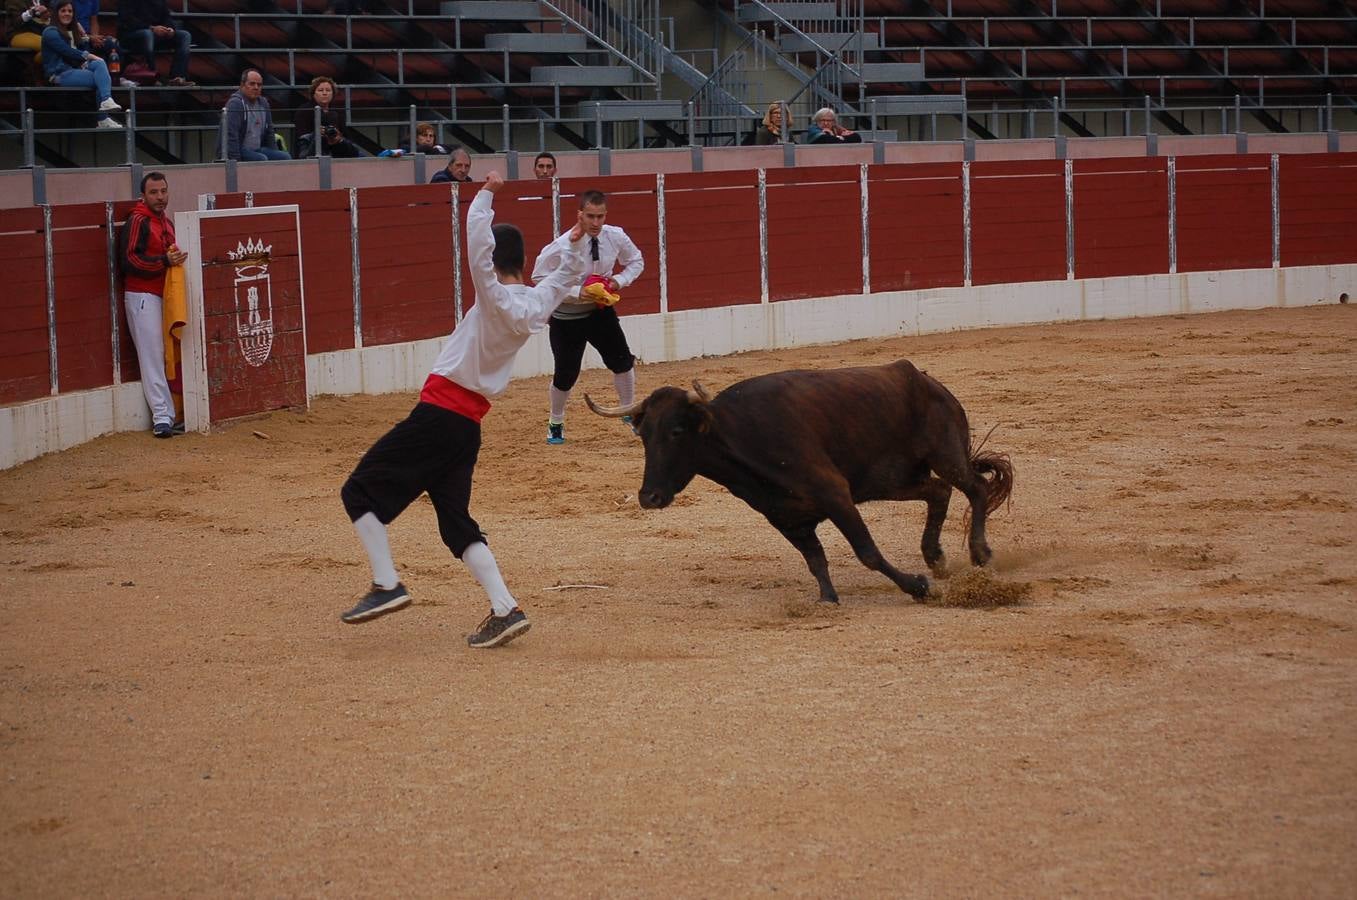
[531, 189, 644, 444]
[339, 170, 589, 648]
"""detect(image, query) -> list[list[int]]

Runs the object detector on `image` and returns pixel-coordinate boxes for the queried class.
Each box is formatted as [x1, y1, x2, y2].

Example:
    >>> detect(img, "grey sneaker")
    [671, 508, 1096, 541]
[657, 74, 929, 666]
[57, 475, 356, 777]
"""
[467, 608, 530, 648]
[341, 582, 410, 624]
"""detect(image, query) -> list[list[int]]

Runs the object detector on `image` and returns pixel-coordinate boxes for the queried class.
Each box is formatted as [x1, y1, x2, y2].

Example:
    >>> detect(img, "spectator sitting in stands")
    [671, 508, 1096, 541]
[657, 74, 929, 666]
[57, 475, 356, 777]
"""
[116, 0, 192, 86]
[381, 121, 448, 156]
[806, 107, 861, 144]
[751, 101, 786, 145]
[430, 146, 472, 183]
[72, 0, 122, 82]
[6, 0, 50, 67]
[42, 0, 122, 128]
[223, 68, 290, 161]
[294, 75, 362, 158]
[534, 151, 556, 179]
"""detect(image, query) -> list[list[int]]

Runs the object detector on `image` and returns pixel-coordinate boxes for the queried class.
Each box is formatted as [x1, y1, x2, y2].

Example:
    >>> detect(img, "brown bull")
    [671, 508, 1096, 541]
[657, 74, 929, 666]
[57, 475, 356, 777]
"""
[587, 360, 1013, 604]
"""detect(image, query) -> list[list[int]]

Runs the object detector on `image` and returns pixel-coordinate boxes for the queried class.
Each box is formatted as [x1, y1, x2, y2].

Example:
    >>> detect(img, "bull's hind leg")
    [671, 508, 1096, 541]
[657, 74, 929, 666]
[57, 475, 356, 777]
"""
[931, 457, 994, 568]
[889, 477, 953, 576]
[778, 522, 839, 603]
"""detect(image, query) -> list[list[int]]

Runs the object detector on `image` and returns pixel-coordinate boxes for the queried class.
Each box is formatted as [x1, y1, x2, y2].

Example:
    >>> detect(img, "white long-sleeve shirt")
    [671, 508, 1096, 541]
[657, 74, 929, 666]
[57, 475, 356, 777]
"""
[426, 189, 588, 399]
[531, 223, 644, 320]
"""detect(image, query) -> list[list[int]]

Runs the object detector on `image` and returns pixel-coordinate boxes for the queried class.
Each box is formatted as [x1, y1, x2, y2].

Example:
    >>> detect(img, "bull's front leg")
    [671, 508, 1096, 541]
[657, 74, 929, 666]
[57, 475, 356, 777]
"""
[824, 498, 931, 601]
[777, 522, 840, 603]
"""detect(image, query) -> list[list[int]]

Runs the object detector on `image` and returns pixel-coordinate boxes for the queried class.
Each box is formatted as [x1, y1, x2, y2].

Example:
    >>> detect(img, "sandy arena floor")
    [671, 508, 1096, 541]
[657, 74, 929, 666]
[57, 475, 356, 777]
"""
[2, 304, 1355, 897]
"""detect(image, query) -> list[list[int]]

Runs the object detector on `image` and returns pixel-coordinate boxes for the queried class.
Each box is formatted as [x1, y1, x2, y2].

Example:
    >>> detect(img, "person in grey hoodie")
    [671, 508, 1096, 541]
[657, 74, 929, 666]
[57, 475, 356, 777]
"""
[222, 68, 289, 161]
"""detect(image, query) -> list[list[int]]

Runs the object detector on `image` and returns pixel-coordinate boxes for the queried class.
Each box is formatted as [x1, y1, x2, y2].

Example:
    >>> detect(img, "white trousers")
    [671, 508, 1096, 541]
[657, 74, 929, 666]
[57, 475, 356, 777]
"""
[124, 291, 174, 427]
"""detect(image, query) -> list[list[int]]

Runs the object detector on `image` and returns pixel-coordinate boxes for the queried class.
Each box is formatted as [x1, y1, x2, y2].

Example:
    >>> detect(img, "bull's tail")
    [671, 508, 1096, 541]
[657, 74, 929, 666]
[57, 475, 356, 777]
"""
[971, 449, 1014, 516]
[969, 423, 1014, 516]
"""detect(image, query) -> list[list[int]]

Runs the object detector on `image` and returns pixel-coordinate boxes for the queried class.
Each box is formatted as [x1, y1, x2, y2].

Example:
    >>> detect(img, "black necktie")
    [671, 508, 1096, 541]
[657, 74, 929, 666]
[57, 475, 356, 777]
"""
[590, 236, 600, 262]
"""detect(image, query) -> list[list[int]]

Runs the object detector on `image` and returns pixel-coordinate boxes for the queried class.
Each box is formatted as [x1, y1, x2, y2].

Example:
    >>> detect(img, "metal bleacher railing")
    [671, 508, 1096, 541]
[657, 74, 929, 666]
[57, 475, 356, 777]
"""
[1, 0, 1354, 168]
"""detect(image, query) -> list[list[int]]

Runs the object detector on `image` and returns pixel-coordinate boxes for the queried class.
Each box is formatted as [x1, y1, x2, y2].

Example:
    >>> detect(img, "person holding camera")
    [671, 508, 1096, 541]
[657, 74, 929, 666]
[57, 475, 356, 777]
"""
[222, 68, 289, 161]
[293, 75, 362, 158]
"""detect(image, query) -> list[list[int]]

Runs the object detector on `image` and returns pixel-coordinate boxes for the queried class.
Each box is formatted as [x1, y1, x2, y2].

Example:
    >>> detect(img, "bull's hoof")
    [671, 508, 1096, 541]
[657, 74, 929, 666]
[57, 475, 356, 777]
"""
[817, 595, 840, 605]
[902, 574, 931, 600]
[926, 553, 948, 577]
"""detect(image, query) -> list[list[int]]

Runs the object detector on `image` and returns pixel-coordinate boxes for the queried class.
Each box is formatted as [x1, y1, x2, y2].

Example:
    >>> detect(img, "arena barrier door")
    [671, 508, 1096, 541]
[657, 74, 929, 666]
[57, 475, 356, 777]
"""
[175, 205, 308, 433]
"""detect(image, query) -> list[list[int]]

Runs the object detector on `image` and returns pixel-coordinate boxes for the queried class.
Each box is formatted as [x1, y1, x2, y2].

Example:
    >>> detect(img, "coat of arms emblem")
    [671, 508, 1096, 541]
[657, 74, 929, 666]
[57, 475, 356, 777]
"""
[228, 237, 274, 367]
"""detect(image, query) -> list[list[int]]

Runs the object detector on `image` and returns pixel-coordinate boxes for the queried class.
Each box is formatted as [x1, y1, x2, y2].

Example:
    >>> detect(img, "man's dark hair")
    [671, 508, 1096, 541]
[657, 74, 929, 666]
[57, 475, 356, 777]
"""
[491, 223, 524, 276]
[578, 189, 606, 209]
[535, 151, 556, 165]
[140, 171, 168, 193]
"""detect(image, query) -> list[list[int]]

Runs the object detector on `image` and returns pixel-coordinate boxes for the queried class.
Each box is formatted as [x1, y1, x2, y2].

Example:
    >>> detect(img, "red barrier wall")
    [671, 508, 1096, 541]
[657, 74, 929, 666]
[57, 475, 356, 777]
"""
[51, 204, 114, 394]
[970, 159, 1067, 286]
[766, 165, 862, 302]
[357, 183, 457, 347]
[1278, 152, 1357, 268]
[868, 162, 965, 292]
[0, 207, 49, 404]
[558, 175, 662, 316]
[664, 170, 761, 312]
[1073, 158, 1170, 280]
[1175, 154, 1272, 272]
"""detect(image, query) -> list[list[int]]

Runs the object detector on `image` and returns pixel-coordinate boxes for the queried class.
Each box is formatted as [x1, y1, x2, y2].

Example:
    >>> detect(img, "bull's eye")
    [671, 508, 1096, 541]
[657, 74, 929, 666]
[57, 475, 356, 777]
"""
[669, 425, 685, 438]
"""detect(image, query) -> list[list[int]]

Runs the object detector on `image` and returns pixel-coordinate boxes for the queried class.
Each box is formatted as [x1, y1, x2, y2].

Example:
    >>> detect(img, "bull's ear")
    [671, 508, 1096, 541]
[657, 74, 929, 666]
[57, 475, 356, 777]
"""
[689, 402, 714, 434]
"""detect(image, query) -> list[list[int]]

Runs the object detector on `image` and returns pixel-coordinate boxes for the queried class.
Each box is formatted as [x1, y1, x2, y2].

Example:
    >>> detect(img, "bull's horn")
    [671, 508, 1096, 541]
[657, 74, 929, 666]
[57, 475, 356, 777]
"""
[690, 381, 713, 403]
[584, 393, 644, 418]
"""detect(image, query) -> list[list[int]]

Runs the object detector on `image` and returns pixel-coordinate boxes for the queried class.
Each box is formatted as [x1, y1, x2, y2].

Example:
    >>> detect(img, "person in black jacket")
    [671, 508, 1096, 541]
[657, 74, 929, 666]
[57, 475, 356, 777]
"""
[116, 0, 191, 85]
[429, 146, 472, 183]
[293, 75, 362, 158]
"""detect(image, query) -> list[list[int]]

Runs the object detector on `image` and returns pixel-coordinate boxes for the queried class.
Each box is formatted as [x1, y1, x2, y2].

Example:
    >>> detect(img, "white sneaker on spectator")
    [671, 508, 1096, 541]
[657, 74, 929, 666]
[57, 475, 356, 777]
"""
[96, 118, 124, 129]
[98, 97, 122, 112]
[119, 78, 135, 87]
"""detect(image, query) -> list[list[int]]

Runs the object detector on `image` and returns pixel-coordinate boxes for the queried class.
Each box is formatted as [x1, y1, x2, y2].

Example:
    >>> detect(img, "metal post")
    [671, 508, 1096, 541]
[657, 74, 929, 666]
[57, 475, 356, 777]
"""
[218, 106, 229, 161]
[501, 104, 511, 152]
[1144, 94, 1151, 135]
[538, 118, 545, 152]
[1234, 94, 1242, 133]
[757, 168, 768, 304]
[349, 187, 362, 350]
[125, 87, 136, 164]
[656, 173, 668, 314]
[451, 187, 463, 322]
[594, 103, 604, 150]
[1270, 153, 1280, 268]
[686, 101, 695, 147]
[859, 163, 870, 295]
[312, 105, 322, 157]
[43, 204, 57, 395]
[1064, 158, 1074, 280]
[23, 108, 35, 168]
[105, 202, 121, 384]
[1167, 156, 1177, 274]
[962, 161, 972, 287]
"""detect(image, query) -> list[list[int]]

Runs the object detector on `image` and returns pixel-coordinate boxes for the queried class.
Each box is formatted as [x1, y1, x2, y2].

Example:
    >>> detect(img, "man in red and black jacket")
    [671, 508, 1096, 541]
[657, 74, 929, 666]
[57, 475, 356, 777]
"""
[122, 170, 186, 438]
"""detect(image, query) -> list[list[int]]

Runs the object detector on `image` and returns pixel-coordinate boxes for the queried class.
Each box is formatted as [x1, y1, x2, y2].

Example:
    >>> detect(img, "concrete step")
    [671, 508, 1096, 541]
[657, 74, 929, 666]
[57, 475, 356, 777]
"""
[440, 1, 543, 20]
[736, 2, 837, 23]
[531, 65, 633, 86]
[860, 62, 924, 82]
[484, 32, 588, 53]
[778, 31, 881, 53]
[579, 99, 684, 121]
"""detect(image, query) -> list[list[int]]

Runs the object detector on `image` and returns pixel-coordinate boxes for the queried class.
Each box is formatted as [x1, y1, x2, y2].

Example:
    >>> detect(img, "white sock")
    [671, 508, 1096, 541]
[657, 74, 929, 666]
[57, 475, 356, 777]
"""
[462, 541, 518, 616]
[613, 368, 635, 407]
[549, 385, 570, 423]
[353, 512, 399, 589]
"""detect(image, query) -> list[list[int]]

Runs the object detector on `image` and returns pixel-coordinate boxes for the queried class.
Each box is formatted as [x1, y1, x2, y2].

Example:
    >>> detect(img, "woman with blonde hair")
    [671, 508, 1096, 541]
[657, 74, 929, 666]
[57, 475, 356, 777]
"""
[753, 100, 786, 145]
